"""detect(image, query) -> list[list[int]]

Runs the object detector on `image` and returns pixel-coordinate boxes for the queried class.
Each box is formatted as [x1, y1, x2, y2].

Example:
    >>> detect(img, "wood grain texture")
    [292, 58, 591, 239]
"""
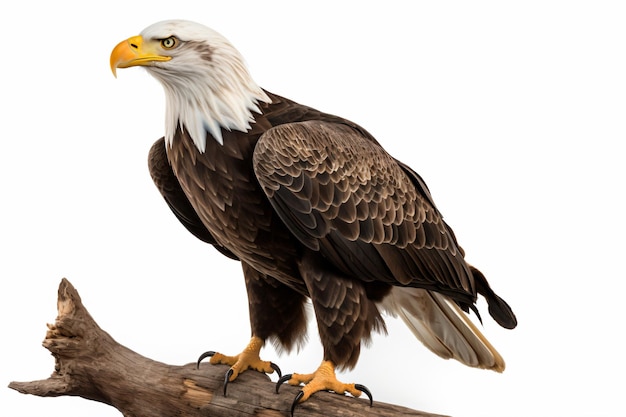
[9, 279, 449, 417]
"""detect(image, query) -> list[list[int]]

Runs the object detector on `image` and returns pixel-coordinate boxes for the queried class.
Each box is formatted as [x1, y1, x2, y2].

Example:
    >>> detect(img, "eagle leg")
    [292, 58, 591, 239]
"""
[196, 336, 281, 396]
[276, 360, 372, 415]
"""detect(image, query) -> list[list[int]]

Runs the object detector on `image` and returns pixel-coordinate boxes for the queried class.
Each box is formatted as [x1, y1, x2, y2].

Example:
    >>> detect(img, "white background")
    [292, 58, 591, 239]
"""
[2, 1, 625, 416]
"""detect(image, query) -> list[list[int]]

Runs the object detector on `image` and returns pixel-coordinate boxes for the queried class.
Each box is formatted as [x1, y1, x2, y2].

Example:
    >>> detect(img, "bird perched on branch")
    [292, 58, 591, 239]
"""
[111, 19, 517, 414]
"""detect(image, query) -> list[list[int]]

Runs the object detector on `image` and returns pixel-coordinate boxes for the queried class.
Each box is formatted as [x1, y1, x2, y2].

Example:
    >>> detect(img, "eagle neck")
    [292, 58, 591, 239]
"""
[149, 68, 270, 153]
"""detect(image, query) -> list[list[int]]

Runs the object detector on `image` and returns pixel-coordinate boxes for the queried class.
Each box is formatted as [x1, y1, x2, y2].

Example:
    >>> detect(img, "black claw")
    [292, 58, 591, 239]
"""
[275, 373, 293, 394]
[270, 362, 282, 379]
[354, 383, 373, 407]
[196, 350, 216, 369]
[223, 368, 234, 396]
[290, 390, 305, 417]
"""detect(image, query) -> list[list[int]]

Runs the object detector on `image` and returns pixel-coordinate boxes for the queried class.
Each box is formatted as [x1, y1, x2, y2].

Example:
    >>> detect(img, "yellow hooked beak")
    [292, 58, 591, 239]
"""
[110, 35, 171, 77]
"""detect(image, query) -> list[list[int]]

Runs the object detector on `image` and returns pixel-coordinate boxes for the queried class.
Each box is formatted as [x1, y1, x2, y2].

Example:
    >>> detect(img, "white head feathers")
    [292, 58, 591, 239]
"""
[140, 20, 271, 152]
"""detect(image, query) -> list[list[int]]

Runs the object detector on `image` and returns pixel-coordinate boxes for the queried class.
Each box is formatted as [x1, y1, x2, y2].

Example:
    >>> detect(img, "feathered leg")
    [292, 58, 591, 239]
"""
[197, 262, 307, 394]
[277, 252, 382, 412]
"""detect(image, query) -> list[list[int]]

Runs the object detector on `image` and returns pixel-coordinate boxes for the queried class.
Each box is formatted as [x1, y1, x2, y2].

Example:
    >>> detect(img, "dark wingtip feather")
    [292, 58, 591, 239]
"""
[470, 266, 518, 329]
[487, 293, 518, 329]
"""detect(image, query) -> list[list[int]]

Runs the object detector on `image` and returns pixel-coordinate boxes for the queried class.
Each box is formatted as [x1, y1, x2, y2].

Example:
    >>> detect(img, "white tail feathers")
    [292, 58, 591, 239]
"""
[381, 287, 505, 372]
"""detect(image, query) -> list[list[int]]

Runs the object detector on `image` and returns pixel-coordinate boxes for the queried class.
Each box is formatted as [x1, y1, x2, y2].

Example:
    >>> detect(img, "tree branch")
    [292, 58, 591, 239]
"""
[9, 278, 448, 417]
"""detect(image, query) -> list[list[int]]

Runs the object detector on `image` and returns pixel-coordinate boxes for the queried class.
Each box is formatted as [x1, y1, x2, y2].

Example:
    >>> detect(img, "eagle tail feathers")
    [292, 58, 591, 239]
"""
[382, 287, 506, 372]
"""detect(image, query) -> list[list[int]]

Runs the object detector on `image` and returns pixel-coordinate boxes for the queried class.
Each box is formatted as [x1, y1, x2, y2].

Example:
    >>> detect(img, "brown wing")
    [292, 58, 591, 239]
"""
[148, 138, 238, 260]
[252, 121, 476, 305]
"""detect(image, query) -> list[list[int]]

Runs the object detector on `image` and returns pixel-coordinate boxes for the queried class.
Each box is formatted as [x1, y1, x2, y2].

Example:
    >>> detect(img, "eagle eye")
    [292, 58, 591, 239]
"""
[161, 36, 178, 49]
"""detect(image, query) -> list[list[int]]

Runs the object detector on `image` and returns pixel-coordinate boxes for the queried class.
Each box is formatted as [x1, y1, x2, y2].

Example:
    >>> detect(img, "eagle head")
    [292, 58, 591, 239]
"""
[110, 20, 271, 151]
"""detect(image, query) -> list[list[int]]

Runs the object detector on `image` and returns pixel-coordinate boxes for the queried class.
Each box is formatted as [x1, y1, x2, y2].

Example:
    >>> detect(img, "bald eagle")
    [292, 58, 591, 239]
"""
[111, 20, 516, 411]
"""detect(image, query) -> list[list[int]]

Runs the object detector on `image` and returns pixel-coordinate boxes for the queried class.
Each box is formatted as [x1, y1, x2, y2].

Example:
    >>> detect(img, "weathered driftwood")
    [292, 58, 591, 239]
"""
[9, 278, 448, 417]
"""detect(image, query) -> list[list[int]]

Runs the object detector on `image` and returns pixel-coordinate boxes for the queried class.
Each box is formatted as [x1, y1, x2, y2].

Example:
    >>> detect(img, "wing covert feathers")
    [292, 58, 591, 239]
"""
[253, 121, 437, 249]
[381, 287, 506, 372]
[253, 121, 475, 297]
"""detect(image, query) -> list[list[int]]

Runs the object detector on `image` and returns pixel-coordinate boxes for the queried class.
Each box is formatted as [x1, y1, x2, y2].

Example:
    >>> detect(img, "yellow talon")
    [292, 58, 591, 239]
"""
[276, 360, 372, 415]
[197, 336, 280, 382]
[287, 360, 364, 402]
